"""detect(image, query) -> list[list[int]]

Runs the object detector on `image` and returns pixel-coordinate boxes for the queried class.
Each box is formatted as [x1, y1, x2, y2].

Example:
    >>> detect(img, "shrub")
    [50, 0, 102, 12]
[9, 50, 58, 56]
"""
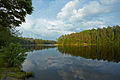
[2, 43, 27, 67]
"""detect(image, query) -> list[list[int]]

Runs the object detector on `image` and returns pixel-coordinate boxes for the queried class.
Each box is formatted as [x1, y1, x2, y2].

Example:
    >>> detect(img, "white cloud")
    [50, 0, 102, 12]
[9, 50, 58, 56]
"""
[75, 1, 110, 17]
[19, 17, 75, 40]
[81, 21, 106, 29]
[20, 17, 35, 30]
[57, 0, 81, 19]
[58, 0, 111, 22]
[56, 0, 119, 32]
[19, 0, 120, 40]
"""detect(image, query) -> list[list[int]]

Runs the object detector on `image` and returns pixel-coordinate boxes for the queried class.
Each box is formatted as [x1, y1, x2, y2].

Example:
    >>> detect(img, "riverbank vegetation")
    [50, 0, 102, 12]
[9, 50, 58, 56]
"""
[57, 25, 120, 46]
[0, 43, 33, 80]
[0, 0, 57, 79]
[0, 0, 34, 79]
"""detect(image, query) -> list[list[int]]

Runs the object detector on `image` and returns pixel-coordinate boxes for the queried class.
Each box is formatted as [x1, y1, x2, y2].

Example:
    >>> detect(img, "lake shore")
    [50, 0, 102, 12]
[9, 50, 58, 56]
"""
[54, 43, 96, 46]
[0, 67, 33, 80]
[0, 49, 33, 80]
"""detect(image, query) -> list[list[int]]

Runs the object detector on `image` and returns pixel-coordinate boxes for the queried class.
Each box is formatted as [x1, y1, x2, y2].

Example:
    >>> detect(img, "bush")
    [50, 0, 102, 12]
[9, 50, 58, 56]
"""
[2, 43, 27, 67]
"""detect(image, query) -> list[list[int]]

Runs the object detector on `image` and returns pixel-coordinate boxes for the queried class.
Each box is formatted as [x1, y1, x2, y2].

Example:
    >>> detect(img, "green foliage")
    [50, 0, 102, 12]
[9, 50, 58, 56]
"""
[7, 72, 26, 78]
[0, 53, 4, 67]
[0, 25, 12, 47]
[0, 68, 5, 79]
[57, 25, 120, 45]
[0, 0, 33, 47]
[0, 67, 34, 80]
[2, 43, 27, 67]
[7, 71, 33, 79]
[0, 0, 33, 28]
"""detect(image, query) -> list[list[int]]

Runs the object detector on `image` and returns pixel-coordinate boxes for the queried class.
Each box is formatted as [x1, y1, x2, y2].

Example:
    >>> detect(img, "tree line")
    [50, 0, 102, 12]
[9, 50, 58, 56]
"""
[57, 25, 120, 45]
[15, 37, 56, 45]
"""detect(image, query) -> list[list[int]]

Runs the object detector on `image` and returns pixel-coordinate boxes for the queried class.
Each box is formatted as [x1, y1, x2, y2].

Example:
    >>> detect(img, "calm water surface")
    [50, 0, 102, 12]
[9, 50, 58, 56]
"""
[22, 45, 120, 80]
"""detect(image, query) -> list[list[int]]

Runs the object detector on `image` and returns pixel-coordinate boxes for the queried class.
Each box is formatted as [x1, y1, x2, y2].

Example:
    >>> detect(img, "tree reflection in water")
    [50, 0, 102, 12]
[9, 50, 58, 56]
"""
[58, 45, 120, 63]
[22, 44, 57, 52]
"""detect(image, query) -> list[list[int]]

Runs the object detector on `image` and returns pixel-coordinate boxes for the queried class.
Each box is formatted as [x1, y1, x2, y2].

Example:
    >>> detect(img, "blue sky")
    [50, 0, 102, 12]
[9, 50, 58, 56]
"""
[18, 0, 120, 40]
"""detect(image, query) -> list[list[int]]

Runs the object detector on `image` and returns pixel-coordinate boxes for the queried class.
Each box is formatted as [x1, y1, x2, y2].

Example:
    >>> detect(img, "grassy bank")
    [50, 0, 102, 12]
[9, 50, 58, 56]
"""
[0, 67, 33, 80]
[0, 43, 34, 80]
[0, 52, 33, 80]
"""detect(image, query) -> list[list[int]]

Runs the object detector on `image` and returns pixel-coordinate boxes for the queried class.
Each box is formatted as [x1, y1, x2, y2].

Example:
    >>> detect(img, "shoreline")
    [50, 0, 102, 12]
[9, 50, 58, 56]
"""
[54, 43, 96, 46]
[0, 50, 33, 80]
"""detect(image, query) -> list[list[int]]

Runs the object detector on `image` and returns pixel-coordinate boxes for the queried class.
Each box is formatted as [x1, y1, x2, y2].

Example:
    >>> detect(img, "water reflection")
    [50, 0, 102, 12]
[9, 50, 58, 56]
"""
[22, 44, 56, 51]
[58, 45, 120, 63]
[22, 45, 120, 80]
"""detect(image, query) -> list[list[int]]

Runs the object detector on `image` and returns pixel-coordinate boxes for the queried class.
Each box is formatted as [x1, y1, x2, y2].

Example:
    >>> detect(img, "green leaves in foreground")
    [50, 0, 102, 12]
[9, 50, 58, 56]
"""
[2, 43, 27, 67]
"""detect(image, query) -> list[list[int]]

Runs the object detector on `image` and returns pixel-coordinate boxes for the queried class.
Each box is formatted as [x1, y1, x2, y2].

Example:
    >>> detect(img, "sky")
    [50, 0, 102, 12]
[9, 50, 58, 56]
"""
[18, 0, 120, 40]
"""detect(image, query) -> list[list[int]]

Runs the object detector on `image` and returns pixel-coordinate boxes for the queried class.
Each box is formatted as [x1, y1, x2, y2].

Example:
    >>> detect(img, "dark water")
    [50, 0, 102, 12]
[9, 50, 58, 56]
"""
[22, 45, 120, 80]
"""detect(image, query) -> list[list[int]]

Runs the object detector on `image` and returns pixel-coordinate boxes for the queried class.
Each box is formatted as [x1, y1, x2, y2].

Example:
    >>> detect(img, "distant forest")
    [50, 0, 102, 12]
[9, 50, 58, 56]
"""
[57, 25, 120, 45]
[14, 37, 56, 45]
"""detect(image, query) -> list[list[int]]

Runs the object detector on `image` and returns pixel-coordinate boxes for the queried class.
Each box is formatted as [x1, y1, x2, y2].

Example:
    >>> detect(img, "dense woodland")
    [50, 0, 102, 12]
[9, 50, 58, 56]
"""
[57, 25, 120, 45]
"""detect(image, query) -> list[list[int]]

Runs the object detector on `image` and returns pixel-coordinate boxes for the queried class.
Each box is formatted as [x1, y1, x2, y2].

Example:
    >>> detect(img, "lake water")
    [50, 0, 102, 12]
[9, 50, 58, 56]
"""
[22, 45, 120, 80]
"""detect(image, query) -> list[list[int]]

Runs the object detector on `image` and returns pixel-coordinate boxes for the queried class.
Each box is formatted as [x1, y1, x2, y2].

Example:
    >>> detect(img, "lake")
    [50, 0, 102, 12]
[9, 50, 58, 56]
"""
[22, 45, 120, 80]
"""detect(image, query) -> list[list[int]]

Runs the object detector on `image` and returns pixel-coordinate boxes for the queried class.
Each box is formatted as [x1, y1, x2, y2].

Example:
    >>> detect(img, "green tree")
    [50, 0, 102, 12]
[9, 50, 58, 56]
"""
[0, 0, 33, 28]
[2, 43, 27, 67]
[0, 0, 33, 47]
[0, 25, 13, 47]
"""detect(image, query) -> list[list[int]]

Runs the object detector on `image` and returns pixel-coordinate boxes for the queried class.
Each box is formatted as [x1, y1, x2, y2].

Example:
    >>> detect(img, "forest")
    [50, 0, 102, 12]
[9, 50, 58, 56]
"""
[57, 25, 120, 45]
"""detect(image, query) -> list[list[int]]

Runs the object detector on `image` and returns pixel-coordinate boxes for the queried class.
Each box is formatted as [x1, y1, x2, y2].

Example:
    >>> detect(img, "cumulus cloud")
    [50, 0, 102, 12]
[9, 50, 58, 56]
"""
[20, 17, 35, 30]
[81, 21, 106, 29]
[57, 0, 81, 19]
[56, 0, 120, 32]
[19, 0, 120, 40]
[70, 1, 111, 21]
[19, 16, 75, 40]
[58, 0, 112, 22]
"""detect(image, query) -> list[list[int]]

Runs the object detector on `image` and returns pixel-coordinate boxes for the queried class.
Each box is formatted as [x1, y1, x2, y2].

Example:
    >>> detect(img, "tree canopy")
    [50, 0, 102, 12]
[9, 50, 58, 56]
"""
[0, 0, 33, 28]
[0, 0, 33, 47]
